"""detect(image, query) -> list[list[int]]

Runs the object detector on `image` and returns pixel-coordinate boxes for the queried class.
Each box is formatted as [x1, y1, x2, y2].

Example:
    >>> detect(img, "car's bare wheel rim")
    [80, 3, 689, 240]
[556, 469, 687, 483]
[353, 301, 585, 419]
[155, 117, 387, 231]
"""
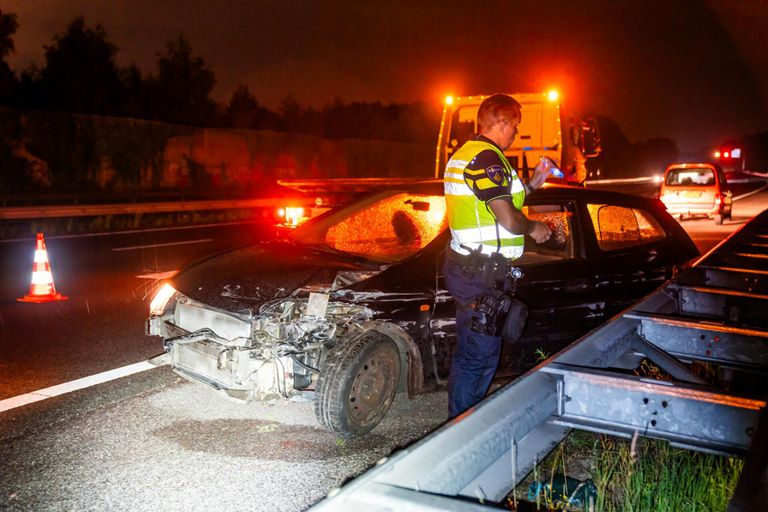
[348, 344, 398, 425]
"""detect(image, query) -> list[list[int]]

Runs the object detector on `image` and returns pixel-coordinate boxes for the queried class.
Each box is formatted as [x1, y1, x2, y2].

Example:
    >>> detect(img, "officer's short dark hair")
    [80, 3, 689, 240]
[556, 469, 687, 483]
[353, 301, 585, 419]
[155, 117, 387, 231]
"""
[477, 94, 522, 133]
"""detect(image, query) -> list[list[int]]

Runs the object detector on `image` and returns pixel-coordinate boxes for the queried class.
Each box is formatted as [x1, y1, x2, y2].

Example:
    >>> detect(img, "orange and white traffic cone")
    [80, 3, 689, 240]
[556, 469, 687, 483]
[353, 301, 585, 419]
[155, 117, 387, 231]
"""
[17, 233, 68, 303]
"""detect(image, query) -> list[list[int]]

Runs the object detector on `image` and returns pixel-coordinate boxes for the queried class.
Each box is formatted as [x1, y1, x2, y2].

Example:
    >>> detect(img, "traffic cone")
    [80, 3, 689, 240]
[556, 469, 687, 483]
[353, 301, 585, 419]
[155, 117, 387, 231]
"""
[17, 233, 68, 303]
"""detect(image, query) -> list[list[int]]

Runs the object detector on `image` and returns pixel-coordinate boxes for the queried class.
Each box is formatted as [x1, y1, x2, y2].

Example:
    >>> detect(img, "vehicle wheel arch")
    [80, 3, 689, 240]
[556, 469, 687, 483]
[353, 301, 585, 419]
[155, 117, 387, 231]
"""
[360, 320, 425, 397]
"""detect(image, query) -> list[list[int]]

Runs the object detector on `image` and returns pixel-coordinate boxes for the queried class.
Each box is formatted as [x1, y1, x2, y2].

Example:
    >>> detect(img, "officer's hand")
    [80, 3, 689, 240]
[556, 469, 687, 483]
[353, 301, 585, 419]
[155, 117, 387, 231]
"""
[529, 158, 552, 190]
[528, 220, 552, 243]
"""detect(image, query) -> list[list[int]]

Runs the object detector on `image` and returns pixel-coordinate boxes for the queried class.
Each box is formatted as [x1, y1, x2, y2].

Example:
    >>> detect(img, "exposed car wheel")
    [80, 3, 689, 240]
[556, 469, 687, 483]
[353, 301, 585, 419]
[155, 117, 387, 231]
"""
[714, 213, 724, 225]
[315, 331, 401, 436]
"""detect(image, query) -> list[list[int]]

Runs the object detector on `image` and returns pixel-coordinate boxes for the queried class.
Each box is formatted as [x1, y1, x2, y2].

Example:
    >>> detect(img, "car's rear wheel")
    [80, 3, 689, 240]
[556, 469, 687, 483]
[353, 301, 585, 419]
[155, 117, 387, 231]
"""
[315, 331, 400, 436]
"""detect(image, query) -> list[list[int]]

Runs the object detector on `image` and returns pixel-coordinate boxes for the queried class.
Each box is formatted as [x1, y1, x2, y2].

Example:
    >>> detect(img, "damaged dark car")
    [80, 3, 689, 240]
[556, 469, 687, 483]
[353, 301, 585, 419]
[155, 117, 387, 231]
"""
[146, 181, 699, 436]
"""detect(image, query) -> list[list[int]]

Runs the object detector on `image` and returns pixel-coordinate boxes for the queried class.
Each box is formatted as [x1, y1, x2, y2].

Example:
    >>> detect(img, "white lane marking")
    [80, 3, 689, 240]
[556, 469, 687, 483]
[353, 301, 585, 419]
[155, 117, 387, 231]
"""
[0, 360, 166, 413]
[112, 238, 213, 252]
[733, 182, 768, 201]
[135, 270, 178, 280]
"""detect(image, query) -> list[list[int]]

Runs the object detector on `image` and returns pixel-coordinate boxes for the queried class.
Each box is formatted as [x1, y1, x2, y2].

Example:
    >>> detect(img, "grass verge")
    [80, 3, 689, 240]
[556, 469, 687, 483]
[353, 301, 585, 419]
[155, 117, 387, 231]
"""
[508, 431, 743, 511]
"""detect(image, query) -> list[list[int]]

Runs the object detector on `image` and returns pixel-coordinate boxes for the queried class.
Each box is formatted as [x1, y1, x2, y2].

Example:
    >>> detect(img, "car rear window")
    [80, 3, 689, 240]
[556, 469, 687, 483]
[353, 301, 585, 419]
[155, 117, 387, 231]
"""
[587, 204, 666, 251]
[324, 193, 448, 262]
[665, 168, 716, 186]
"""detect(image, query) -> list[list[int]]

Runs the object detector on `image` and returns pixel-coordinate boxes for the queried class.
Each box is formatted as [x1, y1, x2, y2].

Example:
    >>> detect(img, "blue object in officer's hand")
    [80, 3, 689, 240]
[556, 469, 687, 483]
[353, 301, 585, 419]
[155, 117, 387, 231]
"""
[542, 156, 565, 178]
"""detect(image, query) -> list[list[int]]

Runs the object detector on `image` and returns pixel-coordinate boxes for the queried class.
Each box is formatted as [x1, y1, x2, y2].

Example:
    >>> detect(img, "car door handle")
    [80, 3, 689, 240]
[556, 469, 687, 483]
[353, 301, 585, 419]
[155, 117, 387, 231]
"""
[565, 278, 590, 292]
[647, 249, 659, 262]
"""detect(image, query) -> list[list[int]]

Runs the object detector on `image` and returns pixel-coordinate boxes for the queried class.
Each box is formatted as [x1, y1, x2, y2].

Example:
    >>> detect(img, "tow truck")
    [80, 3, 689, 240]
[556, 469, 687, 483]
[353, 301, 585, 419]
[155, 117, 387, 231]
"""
[435, 90, 600, 183]
[276, 90, 601, 227]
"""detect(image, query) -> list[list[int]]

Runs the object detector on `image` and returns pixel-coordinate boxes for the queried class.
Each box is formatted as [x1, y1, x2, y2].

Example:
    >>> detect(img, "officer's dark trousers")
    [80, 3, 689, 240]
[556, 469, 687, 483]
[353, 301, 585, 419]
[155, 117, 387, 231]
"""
[444, 256, 502, 418]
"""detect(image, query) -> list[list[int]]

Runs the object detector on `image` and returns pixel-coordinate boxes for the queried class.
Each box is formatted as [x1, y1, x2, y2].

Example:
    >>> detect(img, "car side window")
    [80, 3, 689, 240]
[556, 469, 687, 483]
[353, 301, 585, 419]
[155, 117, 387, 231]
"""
[588, 204, 666, 251]
[516, 203, 574, 264]
[325, 193, 448, 262]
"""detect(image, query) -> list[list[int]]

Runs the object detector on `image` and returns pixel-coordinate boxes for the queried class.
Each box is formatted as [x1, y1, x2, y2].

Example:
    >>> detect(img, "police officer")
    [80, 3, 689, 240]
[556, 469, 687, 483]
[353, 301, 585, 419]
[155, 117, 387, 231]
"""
[443, 93, 553, 418]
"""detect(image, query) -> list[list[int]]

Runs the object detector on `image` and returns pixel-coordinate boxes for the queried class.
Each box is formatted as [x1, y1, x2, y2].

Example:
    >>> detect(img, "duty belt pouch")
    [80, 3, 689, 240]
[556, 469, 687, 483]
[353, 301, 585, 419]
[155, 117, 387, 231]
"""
[460, 245, 528, 338]
[501, 297, 529, 343]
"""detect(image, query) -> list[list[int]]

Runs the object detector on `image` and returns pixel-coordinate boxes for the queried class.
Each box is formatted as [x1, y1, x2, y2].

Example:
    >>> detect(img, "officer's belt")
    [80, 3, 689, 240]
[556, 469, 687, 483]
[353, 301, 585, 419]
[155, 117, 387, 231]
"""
[447, 247, 500, 273]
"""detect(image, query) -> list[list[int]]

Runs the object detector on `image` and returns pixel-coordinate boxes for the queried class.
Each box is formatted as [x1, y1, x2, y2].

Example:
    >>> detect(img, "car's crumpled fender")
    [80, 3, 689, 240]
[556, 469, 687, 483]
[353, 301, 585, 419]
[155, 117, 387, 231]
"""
[349, 320, 424, 397]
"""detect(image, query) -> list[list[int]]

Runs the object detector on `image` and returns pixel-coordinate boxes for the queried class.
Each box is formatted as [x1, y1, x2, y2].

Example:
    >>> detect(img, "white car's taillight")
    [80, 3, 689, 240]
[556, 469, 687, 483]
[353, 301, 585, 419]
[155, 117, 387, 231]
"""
[150, 283, 177, 316]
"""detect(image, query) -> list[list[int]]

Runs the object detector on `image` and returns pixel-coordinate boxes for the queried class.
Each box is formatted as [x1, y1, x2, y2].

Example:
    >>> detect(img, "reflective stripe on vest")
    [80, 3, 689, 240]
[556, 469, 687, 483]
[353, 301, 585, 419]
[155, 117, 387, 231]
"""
[444, 140, 526, 259]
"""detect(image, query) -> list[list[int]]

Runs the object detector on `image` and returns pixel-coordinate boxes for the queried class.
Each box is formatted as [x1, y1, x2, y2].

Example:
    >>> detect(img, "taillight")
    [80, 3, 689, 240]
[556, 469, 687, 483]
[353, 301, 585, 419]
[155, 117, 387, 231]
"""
[714, 193, 722, 205]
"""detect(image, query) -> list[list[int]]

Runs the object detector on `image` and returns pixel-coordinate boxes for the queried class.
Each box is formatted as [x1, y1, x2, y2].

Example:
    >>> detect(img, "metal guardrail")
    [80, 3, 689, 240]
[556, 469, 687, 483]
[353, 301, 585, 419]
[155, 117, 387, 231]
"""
[0, 197, 316, 220]
[313, 208, 768, 511]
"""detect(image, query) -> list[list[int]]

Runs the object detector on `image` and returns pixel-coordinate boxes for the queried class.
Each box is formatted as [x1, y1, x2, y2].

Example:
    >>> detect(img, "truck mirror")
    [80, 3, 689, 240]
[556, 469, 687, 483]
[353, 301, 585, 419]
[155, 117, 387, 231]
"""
[579, 118, 601, 157]
[569, 125, 580, 146]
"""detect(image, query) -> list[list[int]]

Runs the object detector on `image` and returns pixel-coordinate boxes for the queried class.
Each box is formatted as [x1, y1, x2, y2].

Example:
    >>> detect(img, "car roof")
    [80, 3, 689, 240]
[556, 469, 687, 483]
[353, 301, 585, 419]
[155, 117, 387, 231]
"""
[389, 179, 662, 209]
[665, 162, 718, 171]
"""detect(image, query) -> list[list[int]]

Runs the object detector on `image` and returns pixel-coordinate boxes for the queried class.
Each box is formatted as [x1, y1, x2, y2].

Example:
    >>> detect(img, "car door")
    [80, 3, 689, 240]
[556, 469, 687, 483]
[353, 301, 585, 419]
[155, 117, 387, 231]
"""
[580, 201, 676, 312]
[506, 199, 608, 367]
[432, 198, 594, 373]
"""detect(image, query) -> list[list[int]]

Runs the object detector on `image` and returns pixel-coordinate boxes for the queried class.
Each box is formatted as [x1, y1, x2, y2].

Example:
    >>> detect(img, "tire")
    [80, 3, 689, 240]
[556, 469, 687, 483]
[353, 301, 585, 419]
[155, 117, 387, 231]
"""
[315, 332, 401, 436]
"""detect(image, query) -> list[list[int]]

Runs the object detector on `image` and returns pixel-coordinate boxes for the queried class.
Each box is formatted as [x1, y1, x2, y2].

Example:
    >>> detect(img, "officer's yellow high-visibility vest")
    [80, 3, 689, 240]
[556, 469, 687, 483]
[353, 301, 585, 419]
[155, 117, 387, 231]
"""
[444, 140, 526, 259]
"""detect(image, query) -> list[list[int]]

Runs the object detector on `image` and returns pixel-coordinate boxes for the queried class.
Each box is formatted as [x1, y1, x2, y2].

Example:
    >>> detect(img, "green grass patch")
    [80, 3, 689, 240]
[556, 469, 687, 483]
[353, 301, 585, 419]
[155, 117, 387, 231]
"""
[509, 431, 743, 511]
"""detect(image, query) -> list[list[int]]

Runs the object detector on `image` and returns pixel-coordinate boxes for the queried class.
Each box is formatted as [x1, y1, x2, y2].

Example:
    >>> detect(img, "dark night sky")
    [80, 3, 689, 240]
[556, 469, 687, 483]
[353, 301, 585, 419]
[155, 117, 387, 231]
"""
[4, 0, 768, 156]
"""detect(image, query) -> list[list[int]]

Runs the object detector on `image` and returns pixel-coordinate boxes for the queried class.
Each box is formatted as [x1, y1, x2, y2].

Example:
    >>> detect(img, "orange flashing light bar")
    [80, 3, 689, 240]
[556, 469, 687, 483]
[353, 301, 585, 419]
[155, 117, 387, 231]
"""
[547, 89, 559, 102]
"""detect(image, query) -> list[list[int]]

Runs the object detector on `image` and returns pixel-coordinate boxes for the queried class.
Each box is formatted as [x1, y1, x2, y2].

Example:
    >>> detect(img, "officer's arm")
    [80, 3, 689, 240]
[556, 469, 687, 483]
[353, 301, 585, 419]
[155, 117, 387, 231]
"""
[488, 198, 552, 243]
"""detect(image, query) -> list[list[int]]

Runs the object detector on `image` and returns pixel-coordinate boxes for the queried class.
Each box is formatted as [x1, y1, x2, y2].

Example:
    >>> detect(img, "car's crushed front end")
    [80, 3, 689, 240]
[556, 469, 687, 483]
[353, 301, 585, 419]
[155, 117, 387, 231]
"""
[147, 281, 377, 402]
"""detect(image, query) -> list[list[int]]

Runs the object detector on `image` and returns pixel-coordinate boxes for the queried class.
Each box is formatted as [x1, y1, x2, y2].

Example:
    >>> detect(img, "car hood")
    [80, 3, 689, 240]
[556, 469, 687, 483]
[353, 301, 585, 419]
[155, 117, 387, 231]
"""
[172, 241, 378, 312]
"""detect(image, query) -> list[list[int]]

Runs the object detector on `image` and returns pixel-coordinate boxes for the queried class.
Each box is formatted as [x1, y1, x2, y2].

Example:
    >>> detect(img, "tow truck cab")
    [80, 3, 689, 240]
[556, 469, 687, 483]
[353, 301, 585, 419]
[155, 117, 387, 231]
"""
[434, 91, 600, 184]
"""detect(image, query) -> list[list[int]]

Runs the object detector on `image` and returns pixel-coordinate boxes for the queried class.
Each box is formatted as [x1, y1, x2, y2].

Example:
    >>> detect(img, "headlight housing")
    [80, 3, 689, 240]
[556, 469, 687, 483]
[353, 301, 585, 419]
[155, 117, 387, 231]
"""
[149, 283, 177, 316]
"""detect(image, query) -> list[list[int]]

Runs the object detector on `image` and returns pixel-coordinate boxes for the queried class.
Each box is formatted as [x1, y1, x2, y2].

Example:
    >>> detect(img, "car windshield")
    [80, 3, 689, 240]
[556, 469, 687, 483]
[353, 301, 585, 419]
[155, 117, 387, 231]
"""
[290, 190, 448, 263]
[666, 168, 716, 186]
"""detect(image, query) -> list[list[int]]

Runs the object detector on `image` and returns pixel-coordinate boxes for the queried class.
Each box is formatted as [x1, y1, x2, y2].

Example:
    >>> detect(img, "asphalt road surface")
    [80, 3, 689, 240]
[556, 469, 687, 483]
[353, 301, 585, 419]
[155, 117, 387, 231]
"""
[1, 187, 765, 511]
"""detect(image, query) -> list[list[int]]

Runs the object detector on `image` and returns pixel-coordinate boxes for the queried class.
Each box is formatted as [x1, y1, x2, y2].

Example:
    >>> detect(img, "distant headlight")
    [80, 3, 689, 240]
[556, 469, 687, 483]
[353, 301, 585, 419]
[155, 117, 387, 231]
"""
[150, 283, 177, 316]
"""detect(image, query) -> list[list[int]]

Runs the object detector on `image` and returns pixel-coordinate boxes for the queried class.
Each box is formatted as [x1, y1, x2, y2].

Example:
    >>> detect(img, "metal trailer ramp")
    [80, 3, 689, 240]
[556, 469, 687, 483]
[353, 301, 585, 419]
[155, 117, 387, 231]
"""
[312, 210, 768, 511]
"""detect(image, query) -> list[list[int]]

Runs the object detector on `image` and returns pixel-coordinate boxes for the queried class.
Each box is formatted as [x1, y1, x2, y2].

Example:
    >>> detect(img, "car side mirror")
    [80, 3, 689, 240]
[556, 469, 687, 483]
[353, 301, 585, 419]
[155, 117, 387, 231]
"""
[405, 199, 431, 211]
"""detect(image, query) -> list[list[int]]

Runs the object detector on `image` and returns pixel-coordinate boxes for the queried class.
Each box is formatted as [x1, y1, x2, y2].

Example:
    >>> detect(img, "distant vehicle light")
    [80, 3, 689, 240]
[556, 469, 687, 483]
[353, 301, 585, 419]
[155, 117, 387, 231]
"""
[547, 89, 559, 102]
[445, 95, 454, 106]
[654, 175, 663, 184]
[723, 151, 730, 158]
[731, 148, 741, 158]
[150, 283, 177, 316]
[714, 151, 721, 159]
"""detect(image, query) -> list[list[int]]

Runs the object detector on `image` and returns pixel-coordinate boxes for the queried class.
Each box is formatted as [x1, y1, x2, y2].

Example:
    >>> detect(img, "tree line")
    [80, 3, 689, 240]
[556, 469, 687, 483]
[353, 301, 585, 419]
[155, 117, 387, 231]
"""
[0, 11, 437, 143]
[6, 9, 763, 176]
